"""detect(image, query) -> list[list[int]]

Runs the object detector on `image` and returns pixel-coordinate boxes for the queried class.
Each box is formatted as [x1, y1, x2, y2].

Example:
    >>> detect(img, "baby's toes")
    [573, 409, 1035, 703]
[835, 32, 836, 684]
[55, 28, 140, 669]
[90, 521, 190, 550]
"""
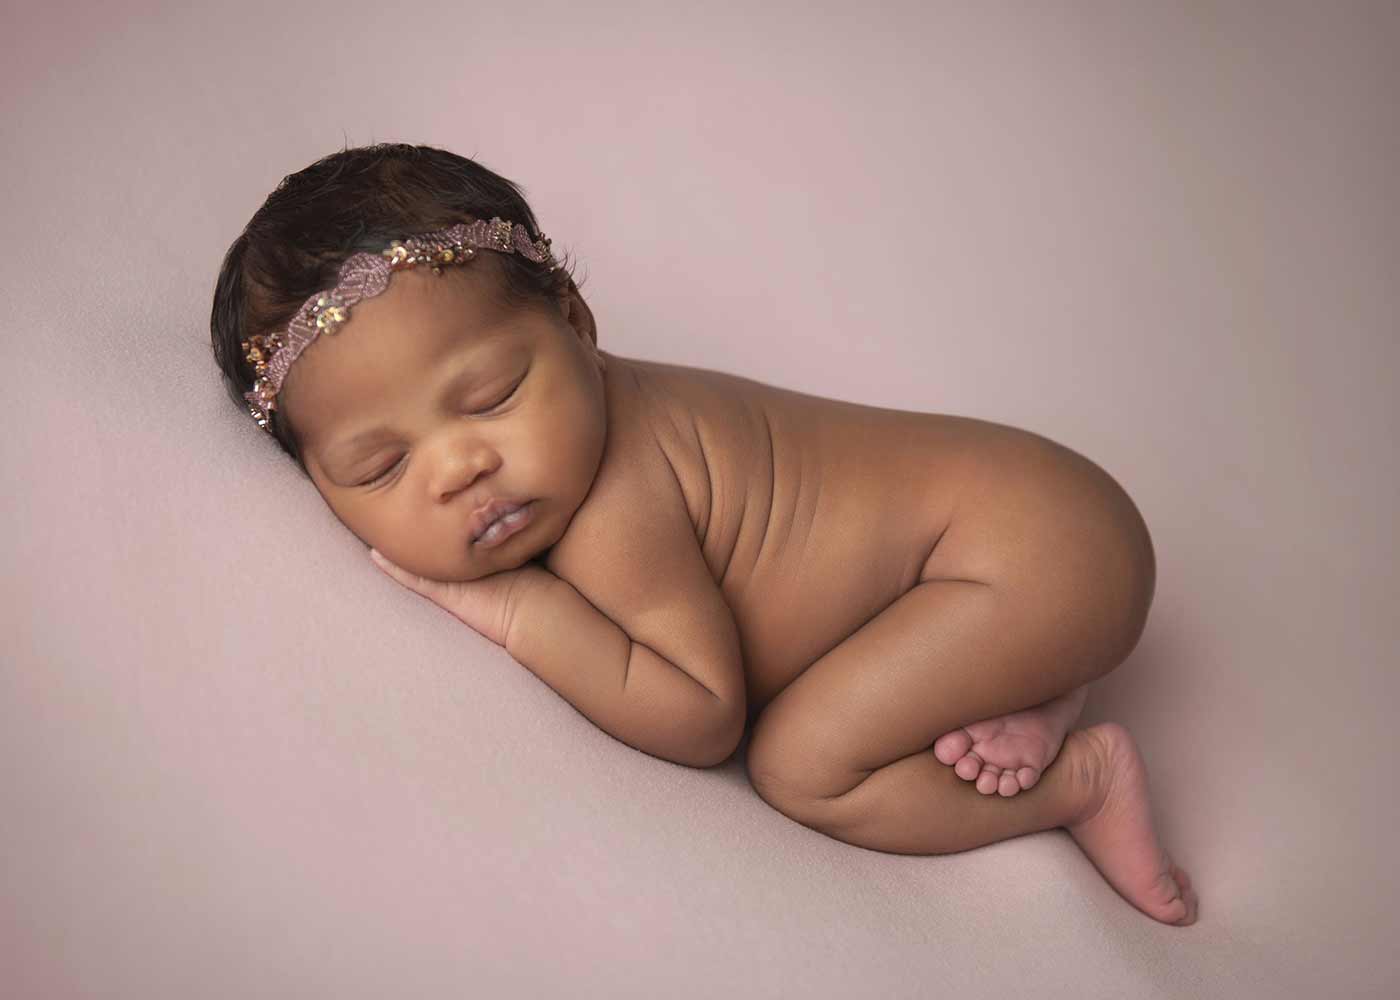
[1168, 862, 1199, 923]
[998, 769, 1026, 797]
[953, 750, 984, 782]
[934, 729, 972, 766]
[979, 765, 1041, 798]
[1171, 862, 1193, 894]
[975, 765, 1003, 795]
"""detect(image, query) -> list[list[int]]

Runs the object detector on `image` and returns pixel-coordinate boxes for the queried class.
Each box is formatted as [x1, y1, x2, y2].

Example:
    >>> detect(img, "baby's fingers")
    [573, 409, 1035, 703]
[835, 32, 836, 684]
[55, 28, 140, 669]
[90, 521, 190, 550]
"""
[369, 548, 457, 605]
[368, 547, 515, 644]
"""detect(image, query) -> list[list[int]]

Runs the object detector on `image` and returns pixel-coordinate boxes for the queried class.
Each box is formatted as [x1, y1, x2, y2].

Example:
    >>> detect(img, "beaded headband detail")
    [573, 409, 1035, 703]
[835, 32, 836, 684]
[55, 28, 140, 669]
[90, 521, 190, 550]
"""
[241, 216, 558, 432]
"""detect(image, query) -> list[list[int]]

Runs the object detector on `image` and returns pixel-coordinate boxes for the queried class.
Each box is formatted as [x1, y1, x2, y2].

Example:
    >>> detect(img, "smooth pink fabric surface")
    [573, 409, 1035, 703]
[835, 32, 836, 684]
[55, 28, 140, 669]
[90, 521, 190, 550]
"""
[3, 2, 1396, 997]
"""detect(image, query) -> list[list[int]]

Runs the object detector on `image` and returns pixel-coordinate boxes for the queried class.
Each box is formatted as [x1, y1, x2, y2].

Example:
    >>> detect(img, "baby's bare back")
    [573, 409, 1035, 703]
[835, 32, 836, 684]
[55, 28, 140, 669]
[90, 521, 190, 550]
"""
[613, 354, 1156, 720]
[620, 355, 1073, 717]
[563, 355, 1184, 924]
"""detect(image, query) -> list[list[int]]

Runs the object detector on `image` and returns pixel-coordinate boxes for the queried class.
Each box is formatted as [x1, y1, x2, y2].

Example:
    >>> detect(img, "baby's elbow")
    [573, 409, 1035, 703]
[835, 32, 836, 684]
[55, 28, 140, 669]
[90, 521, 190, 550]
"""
[690, 696, 747, 768]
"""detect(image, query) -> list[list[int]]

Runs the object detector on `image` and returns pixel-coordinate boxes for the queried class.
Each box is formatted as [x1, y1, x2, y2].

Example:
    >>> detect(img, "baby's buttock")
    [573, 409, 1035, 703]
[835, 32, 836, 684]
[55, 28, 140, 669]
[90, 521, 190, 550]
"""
[628, 357, 1152, 717]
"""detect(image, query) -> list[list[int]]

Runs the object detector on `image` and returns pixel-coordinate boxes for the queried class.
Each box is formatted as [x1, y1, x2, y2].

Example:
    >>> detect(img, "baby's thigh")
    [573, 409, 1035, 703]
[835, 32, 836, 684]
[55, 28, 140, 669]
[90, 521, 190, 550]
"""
[747, 574, 1094, 810]
[924, 444, 1155, 664]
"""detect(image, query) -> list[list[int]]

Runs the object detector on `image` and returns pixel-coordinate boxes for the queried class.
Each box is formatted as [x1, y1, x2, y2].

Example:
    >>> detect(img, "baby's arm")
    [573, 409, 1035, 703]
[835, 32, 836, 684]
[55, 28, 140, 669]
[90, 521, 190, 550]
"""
[507, 452, 745, 768]
[506, 565, 740, 768]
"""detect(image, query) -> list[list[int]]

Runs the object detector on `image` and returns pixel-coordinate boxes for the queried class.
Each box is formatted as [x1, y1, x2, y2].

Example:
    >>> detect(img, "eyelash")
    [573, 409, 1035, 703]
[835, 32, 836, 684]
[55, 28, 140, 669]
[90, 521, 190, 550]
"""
[357, 378, 524, 487]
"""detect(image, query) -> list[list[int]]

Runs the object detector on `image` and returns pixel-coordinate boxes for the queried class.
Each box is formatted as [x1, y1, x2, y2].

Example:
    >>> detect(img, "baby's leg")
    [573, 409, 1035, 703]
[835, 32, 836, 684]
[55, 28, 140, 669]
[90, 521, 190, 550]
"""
[745, 579, 1197, 926]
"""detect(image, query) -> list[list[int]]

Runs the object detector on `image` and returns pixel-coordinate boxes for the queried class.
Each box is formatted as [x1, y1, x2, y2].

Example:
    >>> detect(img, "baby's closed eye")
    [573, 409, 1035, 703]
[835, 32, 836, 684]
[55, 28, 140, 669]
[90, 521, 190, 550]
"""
[356, 373, 528, 488]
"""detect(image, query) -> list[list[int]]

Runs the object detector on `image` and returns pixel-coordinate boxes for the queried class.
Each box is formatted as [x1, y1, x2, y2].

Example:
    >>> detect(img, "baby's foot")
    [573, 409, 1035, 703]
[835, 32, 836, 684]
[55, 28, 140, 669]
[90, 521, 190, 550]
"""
[1066, 722, 1199, 926]
[933, 684, 1089, 797]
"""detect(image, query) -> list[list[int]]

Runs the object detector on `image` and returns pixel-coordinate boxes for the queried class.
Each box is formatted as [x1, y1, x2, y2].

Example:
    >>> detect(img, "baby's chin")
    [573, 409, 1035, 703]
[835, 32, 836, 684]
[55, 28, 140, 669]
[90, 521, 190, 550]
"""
[447, 545, 541, 582]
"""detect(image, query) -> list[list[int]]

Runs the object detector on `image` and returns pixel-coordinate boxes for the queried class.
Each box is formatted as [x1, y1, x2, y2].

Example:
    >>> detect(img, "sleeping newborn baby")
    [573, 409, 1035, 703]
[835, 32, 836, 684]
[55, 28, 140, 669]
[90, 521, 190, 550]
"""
[211, 142, 1197, 928]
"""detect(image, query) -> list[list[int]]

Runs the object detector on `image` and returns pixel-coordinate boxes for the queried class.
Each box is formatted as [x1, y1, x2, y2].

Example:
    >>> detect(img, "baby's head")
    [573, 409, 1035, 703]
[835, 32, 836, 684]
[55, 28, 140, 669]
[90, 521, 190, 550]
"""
[210, 142, 609, 581]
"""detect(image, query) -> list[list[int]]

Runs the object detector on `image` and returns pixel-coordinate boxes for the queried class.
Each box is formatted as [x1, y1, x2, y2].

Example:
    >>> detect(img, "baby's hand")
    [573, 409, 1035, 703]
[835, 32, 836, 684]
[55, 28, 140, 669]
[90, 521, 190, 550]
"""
[369, 548, 553, 648]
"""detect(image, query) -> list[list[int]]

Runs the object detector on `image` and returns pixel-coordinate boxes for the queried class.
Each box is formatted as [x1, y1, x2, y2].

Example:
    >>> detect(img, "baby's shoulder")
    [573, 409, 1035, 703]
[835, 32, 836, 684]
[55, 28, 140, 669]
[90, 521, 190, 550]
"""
[542, 356, 701, 581]
[614, 355, 778, 526]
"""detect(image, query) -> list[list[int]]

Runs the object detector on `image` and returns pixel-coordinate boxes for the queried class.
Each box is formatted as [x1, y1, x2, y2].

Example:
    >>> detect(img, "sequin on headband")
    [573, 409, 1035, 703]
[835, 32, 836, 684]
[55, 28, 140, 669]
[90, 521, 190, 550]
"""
[240, 217, 557, 431]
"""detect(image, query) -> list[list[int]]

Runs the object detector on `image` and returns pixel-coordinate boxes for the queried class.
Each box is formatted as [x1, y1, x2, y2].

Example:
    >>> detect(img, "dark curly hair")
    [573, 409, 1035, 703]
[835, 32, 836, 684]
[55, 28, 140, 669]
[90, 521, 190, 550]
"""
[209, 142, 582, 472]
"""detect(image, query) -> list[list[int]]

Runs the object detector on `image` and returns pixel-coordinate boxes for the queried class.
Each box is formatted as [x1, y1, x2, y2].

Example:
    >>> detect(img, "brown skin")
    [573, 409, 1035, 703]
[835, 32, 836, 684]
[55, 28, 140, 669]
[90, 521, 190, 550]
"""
[279, 256, 1194, 925]
[278, 254, 608, 585]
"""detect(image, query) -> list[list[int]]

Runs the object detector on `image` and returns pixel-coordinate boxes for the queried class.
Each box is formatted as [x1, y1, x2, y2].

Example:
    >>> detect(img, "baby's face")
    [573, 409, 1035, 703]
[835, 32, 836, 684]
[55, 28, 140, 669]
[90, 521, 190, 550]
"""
[279, 257, 608, 582]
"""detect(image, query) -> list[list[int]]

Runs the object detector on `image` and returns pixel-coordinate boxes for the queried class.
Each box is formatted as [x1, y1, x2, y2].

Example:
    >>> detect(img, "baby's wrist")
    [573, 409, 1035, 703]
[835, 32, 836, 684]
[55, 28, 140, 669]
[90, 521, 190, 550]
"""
[502, 565, 565, 655]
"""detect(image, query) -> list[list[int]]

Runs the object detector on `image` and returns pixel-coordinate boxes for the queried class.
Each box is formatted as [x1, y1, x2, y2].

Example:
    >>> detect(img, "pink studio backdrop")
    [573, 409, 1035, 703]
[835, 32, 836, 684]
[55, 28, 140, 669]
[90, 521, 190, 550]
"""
[2, 2, 1397, 997]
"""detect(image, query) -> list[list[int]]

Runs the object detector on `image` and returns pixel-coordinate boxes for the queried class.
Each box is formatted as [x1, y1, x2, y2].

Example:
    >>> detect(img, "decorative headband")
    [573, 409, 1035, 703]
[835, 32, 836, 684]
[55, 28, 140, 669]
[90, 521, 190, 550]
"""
[241, 216, 558, 431]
